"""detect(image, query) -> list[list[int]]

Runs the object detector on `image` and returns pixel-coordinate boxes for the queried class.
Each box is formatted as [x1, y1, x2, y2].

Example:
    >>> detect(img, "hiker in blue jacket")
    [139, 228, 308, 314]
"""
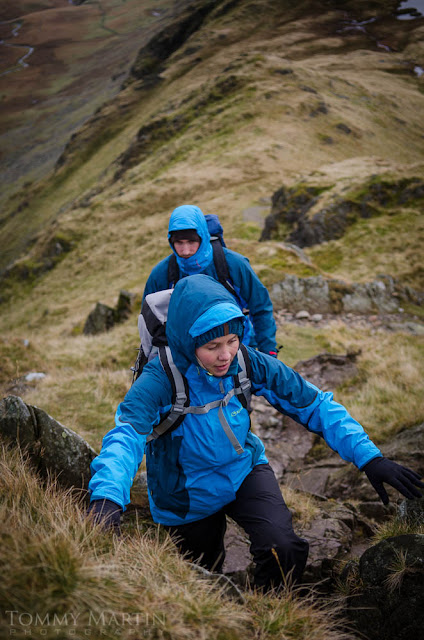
[89, 275, 423, 591]
[143, 204, 279, 357]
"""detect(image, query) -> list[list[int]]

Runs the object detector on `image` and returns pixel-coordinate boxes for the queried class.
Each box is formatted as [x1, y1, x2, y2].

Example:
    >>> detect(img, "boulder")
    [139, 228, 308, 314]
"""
[83, 289, 136, 335]
[270, 273, 421, 314]
[271, 275, 331, 313]
[115, 289, 135, 321]
[83, 302, 115, 335]
[0, 395, 97, 491]
[346, 535, 424, 640]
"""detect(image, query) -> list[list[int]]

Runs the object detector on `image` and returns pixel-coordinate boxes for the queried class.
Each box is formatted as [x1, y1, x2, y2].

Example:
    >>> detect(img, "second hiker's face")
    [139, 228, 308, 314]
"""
[195, 334, 240, 377]
[174, 239, 200, 259]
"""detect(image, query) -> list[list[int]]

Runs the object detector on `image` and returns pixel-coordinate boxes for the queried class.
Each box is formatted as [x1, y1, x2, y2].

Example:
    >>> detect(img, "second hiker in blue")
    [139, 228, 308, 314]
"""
[89, 275, 424, 590]
[143, 204, 279, 357]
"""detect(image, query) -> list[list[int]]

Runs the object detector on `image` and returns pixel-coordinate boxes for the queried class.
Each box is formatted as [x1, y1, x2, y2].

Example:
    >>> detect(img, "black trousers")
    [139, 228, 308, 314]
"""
[166, 463, 309, 591]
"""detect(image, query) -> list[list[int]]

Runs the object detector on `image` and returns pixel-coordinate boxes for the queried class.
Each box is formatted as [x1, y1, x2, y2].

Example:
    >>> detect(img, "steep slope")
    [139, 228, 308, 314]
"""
[1, 0, 424, 274]
[0, 0, 423, 443]
[0, 0, 194, 262]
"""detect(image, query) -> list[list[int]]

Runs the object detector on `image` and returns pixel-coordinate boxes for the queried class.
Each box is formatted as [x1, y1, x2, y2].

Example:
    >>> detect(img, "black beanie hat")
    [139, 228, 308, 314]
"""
[169, 229, 201, 244]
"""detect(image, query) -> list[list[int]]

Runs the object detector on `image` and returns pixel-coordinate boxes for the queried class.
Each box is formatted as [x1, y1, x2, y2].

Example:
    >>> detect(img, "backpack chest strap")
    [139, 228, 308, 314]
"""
[147, 346, 251, 454]
[146, 387, 245, 450]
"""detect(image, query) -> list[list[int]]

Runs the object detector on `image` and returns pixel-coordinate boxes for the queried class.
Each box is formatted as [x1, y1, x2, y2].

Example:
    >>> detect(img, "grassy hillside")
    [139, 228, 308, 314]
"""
[0, 2, 424, 636]
[1, 0, 423, 445]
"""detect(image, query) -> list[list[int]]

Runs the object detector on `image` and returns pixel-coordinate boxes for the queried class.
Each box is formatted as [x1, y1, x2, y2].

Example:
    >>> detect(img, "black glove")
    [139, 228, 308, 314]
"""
[363, 456, 424, 505]
[88, 499, 122, 533]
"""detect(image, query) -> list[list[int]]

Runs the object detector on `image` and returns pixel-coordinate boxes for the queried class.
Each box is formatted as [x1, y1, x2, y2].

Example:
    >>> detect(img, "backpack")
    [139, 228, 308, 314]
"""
[131, 288, 252, 445]
[167, 214, 242, 303]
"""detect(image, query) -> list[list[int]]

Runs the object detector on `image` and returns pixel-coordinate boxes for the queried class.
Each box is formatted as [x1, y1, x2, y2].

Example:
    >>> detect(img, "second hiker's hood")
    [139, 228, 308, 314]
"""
[166, 274, 245, 375]
[168, 205, 213, 275]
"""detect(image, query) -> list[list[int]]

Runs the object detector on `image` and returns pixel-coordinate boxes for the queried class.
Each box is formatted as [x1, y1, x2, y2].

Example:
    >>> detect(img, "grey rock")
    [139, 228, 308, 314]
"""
[301, 511, 354, 583]
[388, 321, 424, 335]
[25, 372, 46, 382]
[295, 351, 360, 392]
[398, 498, 424, 525]
[241, 205, 269, 228]
[342, 278, 398, 313]
[295, 310, 310, 319]
[223, 518, 253, 589]
[262, 176, 424, 249]
[0, 395, 97, 492]
[284, 463, 344, 497]
[83, 290, 136, 335]
[271, 275, 331, 313]
[251, 397, 315, 480]
[269, 273, 422, 315]
[83, 302, 115, 335]
[115, 289, 135, 321]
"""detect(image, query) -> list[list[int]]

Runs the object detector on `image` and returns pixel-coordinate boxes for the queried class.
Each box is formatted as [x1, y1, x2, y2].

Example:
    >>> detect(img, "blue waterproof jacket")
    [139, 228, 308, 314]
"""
[143, 204, 278, 355]
[89, 275, 382, 526]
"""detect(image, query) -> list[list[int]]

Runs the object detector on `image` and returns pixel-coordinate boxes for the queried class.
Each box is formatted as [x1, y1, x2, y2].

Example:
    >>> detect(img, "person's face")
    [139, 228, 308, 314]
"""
[173, 239, 200, 259]
[195, 333, 240, 377]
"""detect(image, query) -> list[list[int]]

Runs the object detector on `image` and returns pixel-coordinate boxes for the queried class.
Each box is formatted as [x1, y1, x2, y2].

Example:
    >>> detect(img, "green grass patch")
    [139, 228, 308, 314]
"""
[277, 324, 333, 368]
[307, 207, 424, 289]
[234, 222, 262, 241]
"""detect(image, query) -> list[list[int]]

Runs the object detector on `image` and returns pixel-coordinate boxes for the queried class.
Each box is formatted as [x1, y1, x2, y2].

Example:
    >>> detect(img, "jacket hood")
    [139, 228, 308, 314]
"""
[166, 274, 245, 374]
[168, 205, 213, 275]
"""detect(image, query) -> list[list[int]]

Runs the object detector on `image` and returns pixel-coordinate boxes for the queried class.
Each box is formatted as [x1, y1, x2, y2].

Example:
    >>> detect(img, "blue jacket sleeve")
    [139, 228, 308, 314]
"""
[143, 256, 172, 299]
[224, 249, 277, 355]
[88, 359, 173, 509]
[248, 348, 381, 469]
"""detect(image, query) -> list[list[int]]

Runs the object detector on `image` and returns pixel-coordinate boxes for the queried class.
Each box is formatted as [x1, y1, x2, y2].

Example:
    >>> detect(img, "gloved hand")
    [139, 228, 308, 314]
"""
[88, 499, 122, 533]
[362, 456, 424, 505]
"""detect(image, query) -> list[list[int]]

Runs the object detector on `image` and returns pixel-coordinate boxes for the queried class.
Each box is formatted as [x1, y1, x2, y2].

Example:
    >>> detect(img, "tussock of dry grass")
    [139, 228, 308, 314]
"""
[0, 442, 355, 640]
[371, 514, 424, 544]
[280, 486, 321, 529]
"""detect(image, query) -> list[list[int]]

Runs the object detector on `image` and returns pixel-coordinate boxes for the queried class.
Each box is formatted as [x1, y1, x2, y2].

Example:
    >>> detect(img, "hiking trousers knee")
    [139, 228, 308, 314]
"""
[166, 463, 309, 591]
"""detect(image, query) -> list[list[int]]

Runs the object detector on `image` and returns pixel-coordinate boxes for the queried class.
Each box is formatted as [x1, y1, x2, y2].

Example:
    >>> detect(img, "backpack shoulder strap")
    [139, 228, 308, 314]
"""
[146, 345, 252, 451]
[211, 240, 238, 298]
[234, 344, 251, 409]
[146, 346, 190, 442]
[167, 254, 180, 288]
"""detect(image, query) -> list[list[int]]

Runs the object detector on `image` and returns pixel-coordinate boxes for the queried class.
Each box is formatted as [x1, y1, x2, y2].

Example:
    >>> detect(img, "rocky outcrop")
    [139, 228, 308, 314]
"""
[261, 177, 424, 248]
[270, 274, 423, 314]
[128, 0, 219, 86]
[345, 534, 424, 640]
[0, 395, 96, 491]
[83, 289, 135, 335]
[325, 423, 424, 504]
[0, 230, 78, 303]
